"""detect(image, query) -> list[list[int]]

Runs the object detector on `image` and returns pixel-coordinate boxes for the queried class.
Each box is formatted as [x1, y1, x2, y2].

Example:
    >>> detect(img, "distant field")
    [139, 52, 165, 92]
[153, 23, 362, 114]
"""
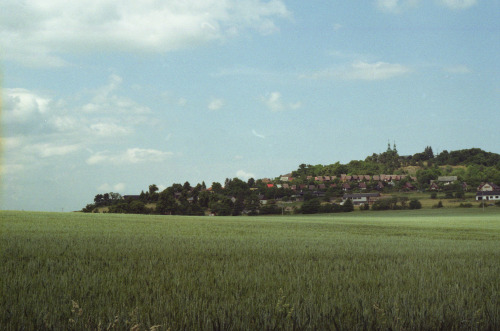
[1, 209, 499, 330]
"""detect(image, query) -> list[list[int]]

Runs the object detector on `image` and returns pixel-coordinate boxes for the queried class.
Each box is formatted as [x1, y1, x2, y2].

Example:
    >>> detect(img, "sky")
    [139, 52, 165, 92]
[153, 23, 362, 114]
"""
[1, 0, 499, 212]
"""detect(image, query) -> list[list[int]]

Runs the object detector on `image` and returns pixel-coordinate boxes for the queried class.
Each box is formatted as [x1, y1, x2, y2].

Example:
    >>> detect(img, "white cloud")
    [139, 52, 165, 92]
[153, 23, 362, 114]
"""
[252, 129, 266, 139]
[32, 143, 80, 158]
[344, 61, 412, 80]
[1, 0, 291, 67]
[98, 183, 126, 192]
[376, 0, 420, 13]
[2, 88, 51, 123]
[82, 75, 151, 115]
[86, 148, 172, 165]
[444, 65, 472, 74]
[304, 61, 411, 81]
[236, 170, 255, 181]
[263, 92, 284, 112]
[440, 0, 477, 10]
[90, 123, 133, 136]
[261, 92, 301, 112]
[208, 98, 225, 110]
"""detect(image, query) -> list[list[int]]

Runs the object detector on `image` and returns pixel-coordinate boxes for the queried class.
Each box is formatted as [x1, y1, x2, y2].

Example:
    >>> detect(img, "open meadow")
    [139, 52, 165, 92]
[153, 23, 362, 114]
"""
[1, 208, 499, 330]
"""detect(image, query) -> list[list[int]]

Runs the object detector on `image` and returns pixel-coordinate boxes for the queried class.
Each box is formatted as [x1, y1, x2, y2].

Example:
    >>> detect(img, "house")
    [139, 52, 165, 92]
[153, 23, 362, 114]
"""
[342, 182, 351, 191]
[342, 193, 381, 206]
[358, 182, 367, 190]
[403, 182, 415, 190]
[476, 190, 500, 201]
[437, 176, 458, 185]
[376, 181, 384, 190]
[429, 182, 439, 190]
[476, 183, 500, 201]
[477, 182, 500, 192]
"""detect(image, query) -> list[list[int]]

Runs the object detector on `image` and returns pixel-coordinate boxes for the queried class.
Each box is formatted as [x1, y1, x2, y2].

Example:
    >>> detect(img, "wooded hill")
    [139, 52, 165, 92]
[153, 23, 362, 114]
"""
[82, 146, 500, 215]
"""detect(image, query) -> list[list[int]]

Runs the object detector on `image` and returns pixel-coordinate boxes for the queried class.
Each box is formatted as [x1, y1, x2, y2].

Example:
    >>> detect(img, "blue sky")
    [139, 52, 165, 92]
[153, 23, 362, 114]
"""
[1, 0, 499, 211]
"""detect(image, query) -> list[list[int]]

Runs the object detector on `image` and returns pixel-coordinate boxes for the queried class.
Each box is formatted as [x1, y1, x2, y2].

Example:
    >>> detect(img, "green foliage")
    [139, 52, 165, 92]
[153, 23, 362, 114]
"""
[409, 199, 422, 210]
[108, 200, 151, 214]
[342, 198, 354, 212]
[433, 201, 444, 209]
[416, 168, 441, 188]
[372, 197, 398, 211]
[301, 198, 321, 214]
[2, 210, 499, 330]
[435, 148, 500, 167]
[82, 147, 500, 216]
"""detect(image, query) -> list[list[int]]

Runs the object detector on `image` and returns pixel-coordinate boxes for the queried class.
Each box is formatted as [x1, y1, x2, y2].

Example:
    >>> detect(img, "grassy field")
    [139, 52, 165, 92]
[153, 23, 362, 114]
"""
[1, 209, 499, 330]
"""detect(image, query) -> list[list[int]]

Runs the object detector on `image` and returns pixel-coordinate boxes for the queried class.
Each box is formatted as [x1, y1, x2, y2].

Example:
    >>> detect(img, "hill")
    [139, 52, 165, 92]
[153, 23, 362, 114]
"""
[82, 147, 500, 215]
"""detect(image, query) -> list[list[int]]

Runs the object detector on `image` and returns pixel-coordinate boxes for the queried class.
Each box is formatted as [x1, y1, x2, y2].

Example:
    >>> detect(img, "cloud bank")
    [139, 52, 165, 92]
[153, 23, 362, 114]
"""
[1, 0, 290, 67]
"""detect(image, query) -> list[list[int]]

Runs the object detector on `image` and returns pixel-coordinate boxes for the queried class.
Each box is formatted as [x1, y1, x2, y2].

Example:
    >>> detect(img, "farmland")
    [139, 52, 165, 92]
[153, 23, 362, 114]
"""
[1, 209, 499, 330]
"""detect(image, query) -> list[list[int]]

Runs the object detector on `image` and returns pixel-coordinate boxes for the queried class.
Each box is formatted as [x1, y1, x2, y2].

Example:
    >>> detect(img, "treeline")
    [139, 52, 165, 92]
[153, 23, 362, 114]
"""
[81, 146, 500, 215]
[82, 178, 355, 215]
[293, 146, 500, 188]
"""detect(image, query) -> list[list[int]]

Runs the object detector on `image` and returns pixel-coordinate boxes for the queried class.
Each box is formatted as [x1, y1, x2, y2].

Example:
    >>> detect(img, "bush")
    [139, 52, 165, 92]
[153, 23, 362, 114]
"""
[360, 203, 370, 211]
[459, 203, 473, 208]
[430, 192, 437, 199]
[432, 201, 444, 209]
[409, 199, 422, 209]
[301, 199, 320, 214]
[260, 204, 281, 215]
[342, 199, 354, 212]
[445, 192, 454, 199]
[372, 198, 393, 211]
[81, 204, 96, 213]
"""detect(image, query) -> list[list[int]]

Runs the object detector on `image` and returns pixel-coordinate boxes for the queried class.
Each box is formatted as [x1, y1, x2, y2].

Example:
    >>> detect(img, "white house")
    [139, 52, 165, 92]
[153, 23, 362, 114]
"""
[342, 193, 381, 206]
[476, 183, 500, 201]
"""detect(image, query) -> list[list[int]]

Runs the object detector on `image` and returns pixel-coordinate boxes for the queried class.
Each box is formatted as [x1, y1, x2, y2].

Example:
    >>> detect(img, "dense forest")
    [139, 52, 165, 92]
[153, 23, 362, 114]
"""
[82, 146, 500, 215]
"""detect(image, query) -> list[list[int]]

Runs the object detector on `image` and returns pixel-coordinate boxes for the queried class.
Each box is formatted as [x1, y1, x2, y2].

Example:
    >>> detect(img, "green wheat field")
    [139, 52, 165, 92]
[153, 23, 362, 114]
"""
[1, 209, 499, 330]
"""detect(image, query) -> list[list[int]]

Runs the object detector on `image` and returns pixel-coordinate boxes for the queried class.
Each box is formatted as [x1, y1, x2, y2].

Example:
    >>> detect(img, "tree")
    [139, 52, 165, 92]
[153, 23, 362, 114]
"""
[149, 184, 159, 194]
[409, 199, 422, 209]
[94, 194, 104, 206]
[301, 198, 320, 214]
[424, 146, 434, 160]
[211, 182, 223, 194]
[245, 193, 260, 216]
[148, 184, 159, 202]
[157, 188, 178, 214]
[342, 198, 354, 212]
[232, 195, 245, 216]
